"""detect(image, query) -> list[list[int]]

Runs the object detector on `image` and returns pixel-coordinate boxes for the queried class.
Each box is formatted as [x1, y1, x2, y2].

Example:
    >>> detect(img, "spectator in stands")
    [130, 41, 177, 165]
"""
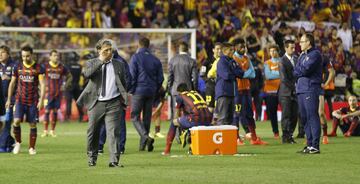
[83, 1, 102, 28]
[0, 5, 12, 26]
[337, 22, 353, 52]
[260, 28, 276, 51]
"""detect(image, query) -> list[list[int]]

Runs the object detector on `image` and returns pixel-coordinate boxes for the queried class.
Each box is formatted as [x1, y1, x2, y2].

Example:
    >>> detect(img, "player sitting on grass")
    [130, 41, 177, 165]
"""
[162, 83, 212, 155]
[330, 95, 360, 137]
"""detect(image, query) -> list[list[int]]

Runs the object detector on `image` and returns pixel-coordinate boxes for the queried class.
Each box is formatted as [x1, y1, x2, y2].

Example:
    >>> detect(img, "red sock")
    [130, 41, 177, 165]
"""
[50, 121, 56, 131]
[331, 119, 339, 134]
[248, 123, 258, 141]
[347, 121, 359, 135]
[322, 124, 328, 136]
[29, 128, 37, 149]
[13, 126, 21, 143]
[165, 125, 176, 153]
[44, 121, 49, 131]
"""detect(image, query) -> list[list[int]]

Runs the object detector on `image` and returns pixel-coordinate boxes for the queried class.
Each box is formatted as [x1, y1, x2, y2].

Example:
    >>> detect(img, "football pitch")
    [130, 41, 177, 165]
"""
[0, 121, 359, 184]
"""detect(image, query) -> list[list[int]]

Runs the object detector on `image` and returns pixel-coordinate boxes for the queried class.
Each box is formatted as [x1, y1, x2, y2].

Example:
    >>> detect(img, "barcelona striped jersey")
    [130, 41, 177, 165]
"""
[176, 91, 212, 125]
[44, 62, 69, 100]
[13, 61, 45, 105]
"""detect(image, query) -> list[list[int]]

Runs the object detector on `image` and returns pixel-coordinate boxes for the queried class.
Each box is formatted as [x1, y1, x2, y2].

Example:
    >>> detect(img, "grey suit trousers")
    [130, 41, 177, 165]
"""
[87, 97, 123, 163]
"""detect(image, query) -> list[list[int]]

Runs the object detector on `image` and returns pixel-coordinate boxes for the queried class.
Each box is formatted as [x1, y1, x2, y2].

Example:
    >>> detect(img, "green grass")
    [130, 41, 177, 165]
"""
[0, 121, 359, 184]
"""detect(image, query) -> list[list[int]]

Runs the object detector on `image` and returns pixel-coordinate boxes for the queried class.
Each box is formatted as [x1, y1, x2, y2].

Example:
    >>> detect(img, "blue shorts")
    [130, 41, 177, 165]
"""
[14, 103, 39, 123]
[46, 98, 61, 110]
[178, 116, 210, 129]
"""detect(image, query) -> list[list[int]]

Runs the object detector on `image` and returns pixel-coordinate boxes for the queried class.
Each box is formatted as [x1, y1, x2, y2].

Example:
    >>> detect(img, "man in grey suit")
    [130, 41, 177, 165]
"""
[167, 42, 198, 143]
[167, 41, 198, 119]
[77, 39, 127, 167]
[279, 40, 298, 144]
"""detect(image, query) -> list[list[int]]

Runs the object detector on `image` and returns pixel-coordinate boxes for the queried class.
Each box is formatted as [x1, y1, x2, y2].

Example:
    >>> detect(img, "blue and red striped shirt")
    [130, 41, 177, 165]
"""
[176, 91, 212, 125]
[13, 62, 45, 105]
[44, 62, 69, 100]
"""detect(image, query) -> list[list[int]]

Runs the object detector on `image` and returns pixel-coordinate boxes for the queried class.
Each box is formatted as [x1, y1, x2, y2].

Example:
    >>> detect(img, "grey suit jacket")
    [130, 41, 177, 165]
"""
[279, 55, 297, 97]
[167, 54, 198, 96]
[77, 58, 127, 110]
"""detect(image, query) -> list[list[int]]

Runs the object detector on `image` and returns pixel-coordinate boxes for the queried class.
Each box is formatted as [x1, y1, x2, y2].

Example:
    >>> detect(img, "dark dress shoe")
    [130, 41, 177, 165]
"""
[109, 162, 124, 168]
[147, 137, 155, 152]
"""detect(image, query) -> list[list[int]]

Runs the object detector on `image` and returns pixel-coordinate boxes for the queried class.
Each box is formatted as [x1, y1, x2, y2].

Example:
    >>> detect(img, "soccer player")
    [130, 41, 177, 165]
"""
[41, 50, 72, 137]
[318, 45, 335, 144]
[5, 46, 46, 155]
[0, 45, 16, 152]
[151, 86, 166, 138]
[232, 38, 267, 145]
[330, 96, 360, 137]
[162, 83, 212, 155]
[264, 44, 281, 138]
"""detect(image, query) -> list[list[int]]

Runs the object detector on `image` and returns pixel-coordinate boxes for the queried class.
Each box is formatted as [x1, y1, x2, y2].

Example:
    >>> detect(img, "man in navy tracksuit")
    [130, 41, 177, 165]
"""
[214, 43, 244, 125]
[129, 37, 164, 152]
[294, 33, 323, 154]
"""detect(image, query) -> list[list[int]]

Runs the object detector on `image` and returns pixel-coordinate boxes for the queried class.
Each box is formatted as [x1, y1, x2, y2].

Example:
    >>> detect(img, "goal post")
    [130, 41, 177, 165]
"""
[0, 27, 196, 121]
[0, 27, 197, 61]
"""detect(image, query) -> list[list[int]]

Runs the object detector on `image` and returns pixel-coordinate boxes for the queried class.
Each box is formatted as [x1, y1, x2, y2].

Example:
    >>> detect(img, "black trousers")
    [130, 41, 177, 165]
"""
[265, 94, 279, 134]
[279, 95, 298, 138]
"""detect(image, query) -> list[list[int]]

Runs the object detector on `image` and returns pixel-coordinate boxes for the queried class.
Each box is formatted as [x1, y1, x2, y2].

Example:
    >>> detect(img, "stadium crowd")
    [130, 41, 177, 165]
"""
[0, 0, 360, 98]
[0, 0, 360, 162]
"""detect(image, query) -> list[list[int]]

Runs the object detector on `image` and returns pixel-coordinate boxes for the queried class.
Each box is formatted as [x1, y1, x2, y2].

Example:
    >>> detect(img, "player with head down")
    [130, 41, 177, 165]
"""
[162, 83, 212, 155]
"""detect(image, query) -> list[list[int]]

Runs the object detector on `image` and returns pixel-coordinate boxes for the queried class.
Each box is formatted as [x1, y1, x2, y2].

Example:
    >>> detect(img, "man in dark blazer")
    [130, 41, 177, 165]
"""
[279, 40, 298, 144]
[168, 42, 198, 114]
[77, 39, 128, 167]
[167, 41, 198, 143]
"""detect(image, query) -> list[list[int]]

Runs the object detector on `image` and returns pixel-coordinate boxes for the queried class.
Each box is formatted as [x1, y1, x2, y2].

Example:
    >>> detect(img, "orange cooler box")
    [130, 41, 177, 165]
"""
[190, 125, 238, 155]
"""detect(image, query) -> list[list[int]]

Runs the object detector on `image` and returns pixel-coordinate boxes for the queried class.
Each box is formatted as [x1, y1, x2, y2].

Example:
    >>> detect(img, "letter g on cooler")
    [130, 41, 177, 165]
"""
[213, 132, 223, 144]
